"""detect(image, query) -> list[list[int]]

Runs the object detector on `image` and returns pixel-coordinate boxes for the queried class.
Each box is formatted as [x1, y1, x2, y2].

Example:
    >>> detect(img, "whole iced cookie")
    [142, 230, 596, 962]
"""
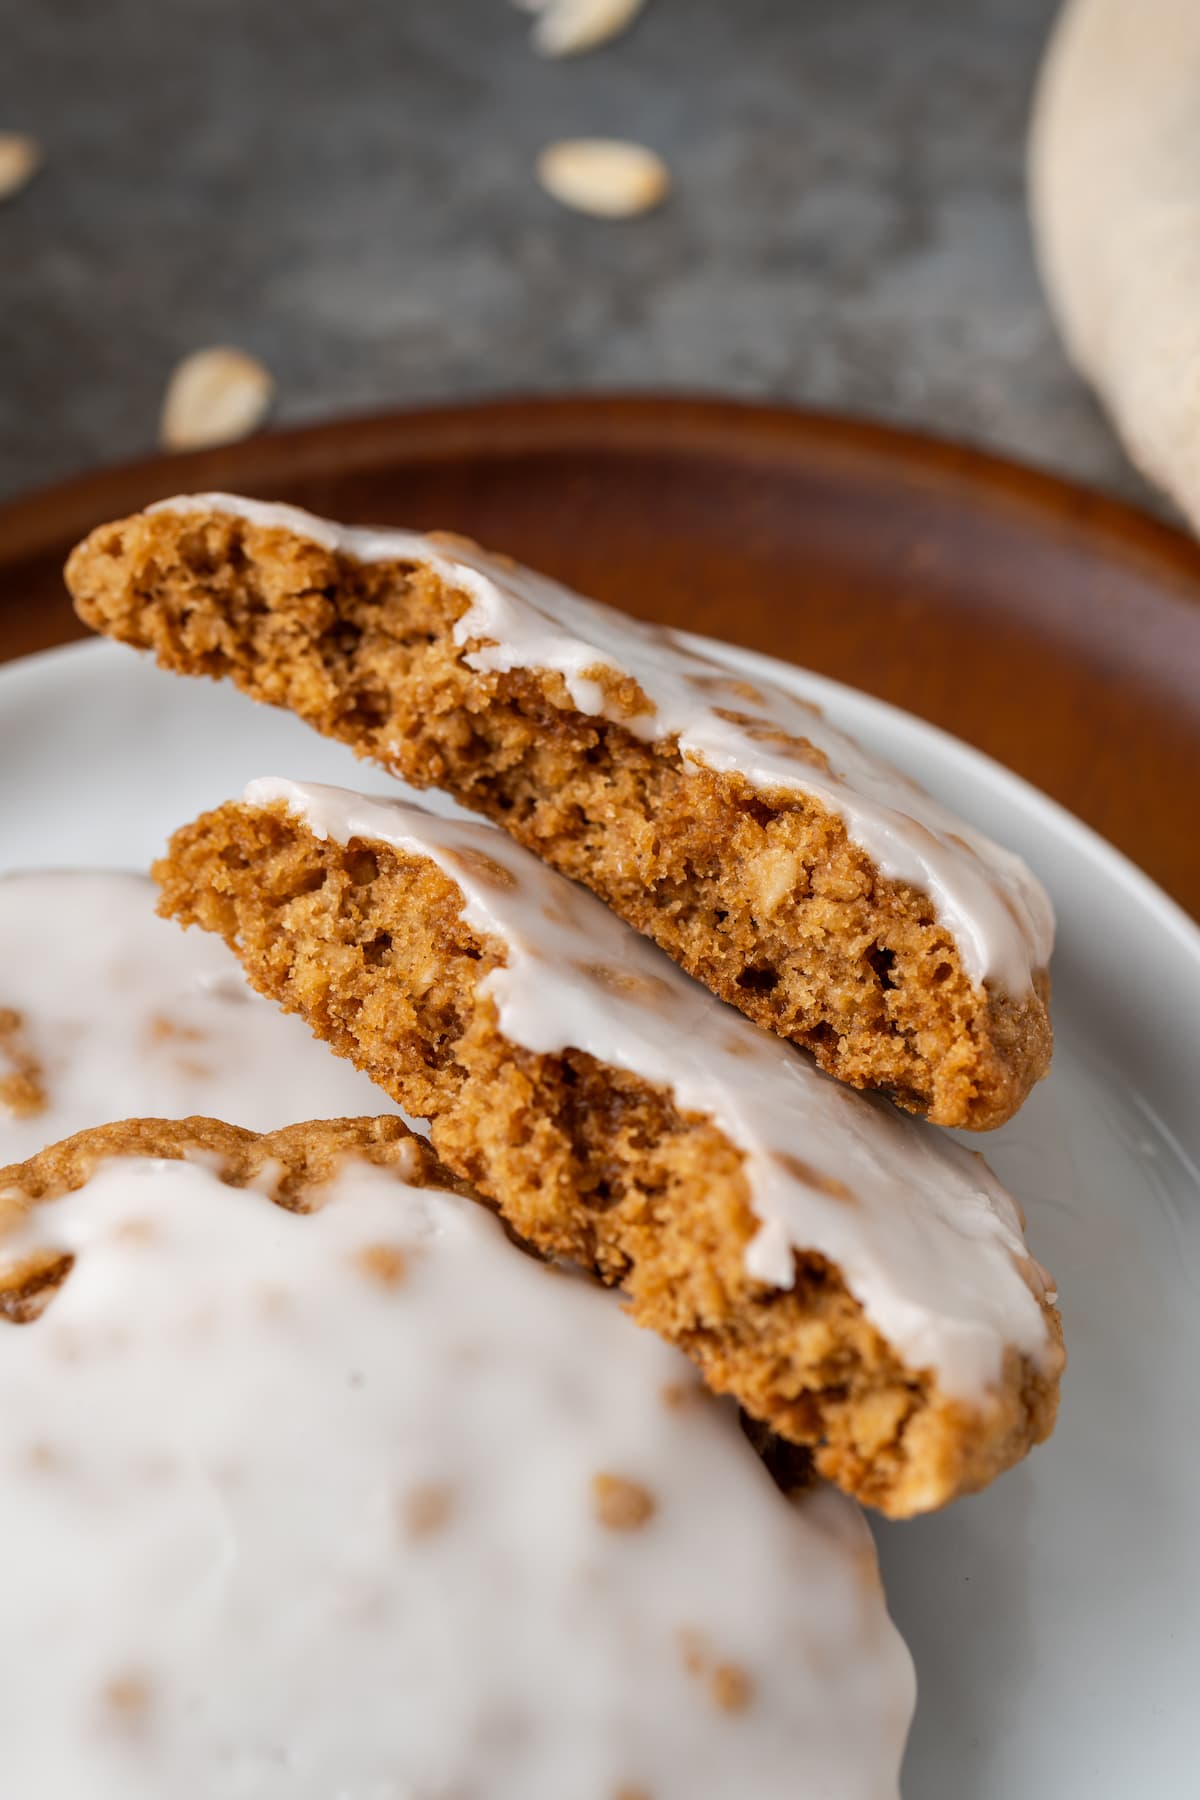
[0, 1116, 914, 1800]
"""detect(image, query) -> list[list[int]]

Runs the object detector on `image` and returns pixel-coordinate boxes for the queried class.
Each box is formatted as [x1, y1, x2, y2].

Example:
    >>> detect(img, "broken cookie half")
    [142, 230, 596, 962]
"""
[154, 778, 1064, 1519]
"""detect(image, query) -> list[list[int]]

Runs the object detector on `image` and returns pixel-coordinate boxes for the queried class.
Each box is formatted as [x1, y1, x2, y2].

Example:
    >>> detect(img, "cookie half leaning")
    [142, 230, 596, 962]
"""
[154, 778, 1064, 1518]
[66, 495, 1054, 1128]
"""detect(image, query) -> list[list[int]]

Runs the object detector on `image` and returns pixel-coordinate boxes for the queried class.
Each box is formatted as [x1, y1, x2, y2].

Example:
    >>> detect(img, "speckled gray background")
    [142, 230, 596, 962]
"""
[0, 0, 1155, 509]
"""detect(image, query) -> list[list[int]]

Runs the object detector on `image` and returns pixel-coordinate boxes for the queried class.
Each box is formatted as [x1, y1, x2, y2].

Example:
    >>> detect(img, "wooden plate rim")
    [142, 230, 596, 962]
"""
[2, 391, 1199, 589]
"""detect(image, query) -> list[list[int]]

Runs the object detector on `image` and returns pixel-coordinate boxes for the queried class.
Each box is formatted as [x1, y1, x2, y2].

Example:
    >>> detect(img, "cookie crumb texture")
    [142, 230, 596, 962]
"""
[67, 508, 1052, 1129]
[155, 804, 1061, 1517]
[0, 1121, 914, 1798]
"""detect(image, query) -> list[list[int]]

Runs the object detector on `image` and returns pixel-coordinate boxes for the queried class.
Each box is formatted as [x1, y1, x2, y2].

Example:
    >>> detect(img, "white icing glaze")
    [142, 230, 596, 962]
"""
[151, 492, 1055, 993]
[0, 871, 398, 1166]
[245, 779, 1058, 1408]
[0, 1151, 914, 1799]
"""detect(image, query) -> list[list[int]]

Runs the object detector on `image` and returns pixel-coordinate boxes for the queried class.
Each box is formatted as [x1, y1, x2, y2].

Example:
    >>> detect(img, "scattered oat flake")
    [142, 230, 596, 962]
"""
[160, 347, 273, 452]
[0, 133, 42, 203]
[591, 1470, 656, 1529]
[533, 0, 646, 58]
[537, 138, 669, 220]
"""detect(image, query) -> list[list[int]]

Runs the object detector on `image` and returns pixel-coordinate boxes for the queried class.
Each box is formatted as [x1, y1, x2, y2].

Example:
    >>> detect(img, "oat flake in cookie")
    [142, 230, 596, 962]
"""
[66, 494, 1056, 1128]
[0, 1117, 914, 1800]
[156, 779, 1064, 1518]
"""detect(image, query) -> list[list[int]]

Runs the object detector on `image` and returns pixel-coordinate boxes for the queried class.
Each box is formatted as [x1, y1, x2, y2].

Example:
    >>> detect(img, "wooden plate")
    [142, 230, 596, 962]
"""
[2, 395, 1197, 913]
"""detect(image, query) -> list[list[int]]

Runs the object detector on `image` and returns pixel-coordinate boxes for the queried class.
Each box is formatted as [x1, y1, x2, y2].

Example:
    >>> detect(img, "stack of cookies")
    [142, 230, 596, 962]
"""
[0, 496, 1065, 1798]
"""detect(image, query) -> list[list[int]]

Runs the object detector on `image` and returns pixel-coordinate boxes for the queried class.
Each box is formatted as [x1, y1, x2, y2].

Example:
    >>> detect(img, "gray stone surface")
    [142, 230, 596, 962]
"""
[0, 0, 1158, 510]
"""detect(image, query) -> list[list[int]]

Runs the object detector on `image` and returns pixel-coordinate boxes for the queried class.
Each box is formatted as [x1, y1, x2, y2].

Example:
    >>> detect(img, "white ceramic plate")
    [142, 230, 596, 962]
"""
[2, 636, 1198, 1798]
